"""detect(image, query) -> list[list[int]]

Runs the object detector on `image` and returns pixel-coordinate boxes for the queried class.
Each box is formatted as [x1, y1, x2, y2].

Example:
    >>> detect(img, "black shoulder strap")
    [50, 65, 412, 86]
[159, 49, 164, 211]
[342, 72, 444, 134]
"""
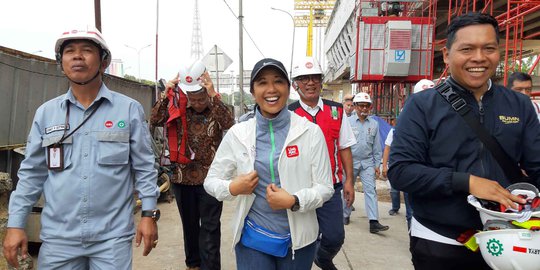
[435, 82, 524, 182]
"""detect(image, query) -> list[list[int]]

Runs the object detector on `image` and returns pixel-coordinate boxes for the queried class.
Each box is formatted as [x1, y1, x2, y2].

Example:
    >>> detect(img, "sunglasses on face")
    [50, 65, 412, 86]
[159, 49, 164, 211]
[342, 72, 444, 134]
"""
[296, 75, 321, 84]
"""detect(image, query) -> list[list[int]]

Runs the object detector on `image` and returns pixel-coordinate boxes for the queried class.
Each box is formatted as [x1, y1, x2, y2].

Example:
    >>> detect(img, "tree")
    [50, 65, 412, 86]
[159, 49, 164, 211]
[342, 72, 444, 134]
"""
[123, 74, 156, 86]
[124, 74, 138, 81]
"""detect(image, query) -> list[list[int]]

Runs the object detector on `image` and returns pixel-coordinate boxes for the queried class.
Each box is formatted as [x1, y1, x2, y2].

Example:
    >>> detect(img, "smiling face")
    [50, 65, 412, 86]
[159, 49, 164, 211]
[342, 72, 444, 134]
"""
[61, 40, 105, 83]
[252, 67, 290, 118]
[294, 74, 322, 106]
[443, 24, 500, 94]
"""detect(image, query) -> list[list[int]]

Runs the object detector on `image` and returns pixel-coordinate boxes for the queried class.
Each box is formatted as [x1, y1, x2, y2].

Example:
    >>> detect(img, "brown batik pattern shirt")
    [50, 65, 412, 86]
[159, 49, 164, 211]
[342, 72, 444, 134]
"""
[150, 96, 234, 185]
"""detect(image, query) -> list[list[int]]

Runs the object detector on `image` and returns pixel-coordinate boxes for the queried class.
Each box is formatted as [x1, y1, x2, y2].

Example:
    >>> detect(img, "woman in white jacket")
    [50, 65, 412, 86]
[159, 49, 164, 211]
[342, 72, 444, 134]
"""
[204, 58, 334, 269]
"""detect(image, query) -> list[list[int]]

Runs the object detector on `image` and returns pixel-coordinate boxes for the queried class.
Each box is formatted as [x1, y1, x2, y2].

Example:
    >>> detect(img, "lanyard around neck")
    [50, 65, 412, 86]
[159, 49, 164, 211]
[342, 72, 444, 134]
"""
[56, 99, 104, 146]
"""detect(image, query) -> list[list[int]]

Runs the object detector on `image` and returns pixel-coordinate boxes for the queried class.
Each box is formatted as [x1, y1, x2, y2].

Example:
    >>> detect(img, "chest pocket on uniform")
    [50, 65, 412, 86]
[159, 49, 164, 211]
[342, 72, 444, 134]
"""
[323, 118, 341, 143]
[366, 127, 376, 145]
[97, 131, 130, 165]
[42, 135, 73, 169]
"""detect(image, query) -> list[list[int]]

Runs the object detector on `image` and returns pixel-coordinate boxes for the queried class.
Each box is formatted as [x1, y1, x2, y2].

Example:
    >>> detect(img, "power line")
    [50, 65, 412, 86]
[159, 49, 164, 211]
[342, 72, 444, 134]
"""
[222, 0, 265, 58]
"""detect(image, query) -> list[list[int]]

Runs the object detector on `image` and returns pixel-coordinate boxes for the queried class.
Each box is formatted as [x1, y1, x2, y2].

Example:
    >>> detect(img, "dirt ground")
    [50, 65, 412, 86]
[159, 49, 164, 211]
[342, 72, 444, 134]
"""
[355, 178, 404, 203]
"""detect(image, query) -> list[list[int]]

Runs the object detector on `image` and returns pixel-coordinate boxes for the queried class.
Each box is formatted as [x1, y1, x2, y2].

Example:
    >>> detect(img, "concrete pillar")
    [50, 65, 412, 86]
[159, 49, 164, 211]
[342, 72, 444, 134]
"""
[0, 172, 33, 270]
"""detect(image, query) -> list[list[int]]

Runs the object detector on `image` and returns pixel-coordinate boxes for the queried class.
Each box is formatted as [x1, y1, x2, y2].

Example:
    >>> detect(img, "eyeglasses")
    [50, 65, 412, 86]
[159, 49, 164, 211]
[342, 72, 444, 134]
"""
[513, 87, 532, 92]
[354, 104, 370, 108]
[296, 75, 321, 84]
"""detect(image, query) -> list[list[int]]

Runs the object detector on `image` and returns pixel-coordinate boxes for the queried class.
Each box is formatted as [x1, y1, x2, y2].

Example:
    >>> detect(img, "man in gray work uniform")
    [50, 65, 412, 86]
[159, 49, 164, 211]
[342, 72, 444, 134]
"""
[3, 26, 160, 270]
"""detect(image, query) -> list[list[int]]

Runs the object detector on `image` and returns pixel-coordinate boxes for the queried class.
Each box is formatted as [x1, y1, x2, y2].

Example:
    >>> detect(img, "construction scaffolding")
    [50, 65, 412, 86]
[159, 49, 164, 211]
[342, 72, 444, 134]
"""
[294, 0, 335, 59]
[436, 0, 540, 83]
[348, 0, 540, 122]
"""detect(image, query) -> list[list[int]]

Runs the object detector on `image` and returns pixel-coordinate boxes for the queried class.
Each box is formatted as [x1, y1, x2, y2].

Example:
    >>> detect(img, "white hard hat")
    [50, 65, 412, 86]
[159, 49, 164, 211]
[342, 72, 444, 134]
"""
[467, 195, 540, 224]
[55, 26, 111, 67]
[291, 57, 323, 79]
[353, 92, 372, 104]
[178, 60, 206, 93]
[476, 229, 540, 270]
[413, 79, 435, 93]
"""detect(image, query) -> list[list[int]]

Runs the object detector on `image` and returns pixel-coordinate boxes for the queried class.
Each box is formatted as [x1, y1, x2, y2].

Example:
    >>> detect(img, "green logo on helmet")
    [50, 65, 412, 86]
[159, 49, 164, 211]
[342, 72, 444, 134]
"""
[487, 238, 503, 256]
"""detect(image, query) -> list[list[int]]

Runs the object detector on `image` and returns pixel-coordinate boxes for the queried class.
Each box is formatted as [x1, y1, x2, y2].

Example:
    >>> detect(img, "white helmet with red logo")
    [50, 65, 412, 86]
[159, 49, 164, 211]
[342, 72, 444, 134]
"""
[54, 25, 111, 67]
[413, 79, 435, 93]
[291, 57, 323, 79]
[353, 92, 372, 104]
[178, 60, 206, 93]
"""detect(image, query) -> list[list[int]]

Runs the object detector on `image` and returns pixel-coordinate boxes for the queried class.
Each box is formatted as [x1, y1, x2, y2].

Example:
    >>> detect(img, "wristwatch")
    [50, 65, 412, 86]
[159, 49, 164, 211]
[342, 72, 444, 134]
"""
[290, 195, 300, 212]
[141, 209, 161, 222]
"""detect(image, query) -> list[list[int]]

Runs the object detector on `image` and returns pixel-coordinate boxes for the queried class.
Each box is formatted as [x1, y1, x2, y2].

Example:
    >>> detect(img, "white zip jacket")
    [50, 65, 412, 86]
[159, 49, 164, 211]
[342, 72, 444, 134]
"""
[204, 112, 334, 251]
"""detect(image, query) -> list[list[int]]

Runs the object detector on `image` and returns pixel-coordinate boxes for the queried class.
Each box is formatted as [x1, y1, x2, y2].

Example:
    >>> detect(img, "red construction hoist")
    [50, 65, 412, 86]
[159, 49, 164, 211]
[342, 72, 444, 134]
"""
[350, 0, 436, 123]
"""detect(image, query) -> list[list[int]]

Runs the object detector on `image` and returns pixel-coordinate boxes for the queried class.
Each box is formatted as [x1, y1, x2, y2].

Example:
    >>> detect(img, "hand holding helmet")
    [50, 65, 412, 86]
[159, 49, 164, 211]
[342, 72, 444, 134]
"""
[469, 175, 526, 211]
[178, 60, 215, 96]
[166, 74, 180, 90]
[199, 71, 217, 98]
[160, 74, 180, 101]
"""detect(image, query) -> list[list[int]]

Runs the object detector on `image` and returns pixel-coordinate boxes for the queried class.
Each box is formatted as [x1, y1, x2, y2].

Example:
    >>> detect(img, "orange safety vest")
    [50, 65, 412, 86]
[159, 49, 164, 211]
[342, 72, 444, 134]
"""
[166, 86, 191, 164]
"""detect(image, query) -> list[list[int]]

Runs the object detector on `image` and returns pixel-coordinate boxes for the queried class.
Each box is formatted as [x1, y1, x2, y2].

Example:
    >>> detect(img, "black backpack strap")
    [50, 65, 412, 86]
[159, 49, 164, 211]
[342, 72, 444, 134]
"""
[435, 82, 524, 182]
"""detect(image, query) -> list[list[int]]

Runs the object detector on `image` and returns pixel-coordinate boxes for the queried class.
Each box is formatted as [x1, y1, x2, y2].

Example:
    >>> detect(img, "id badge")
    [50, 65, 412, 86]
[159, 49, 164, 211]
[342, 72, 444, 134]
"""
[47, 144, 64, 171]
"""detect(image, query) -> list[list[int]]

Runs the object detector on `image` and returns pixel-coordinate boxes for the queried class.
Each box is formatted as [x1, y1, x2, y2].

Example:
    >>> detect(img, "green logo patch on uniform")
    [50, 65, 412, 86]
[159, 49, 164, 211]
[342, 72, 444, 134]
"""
[331, 106, 338, 119]
[117, 120, 126, 128]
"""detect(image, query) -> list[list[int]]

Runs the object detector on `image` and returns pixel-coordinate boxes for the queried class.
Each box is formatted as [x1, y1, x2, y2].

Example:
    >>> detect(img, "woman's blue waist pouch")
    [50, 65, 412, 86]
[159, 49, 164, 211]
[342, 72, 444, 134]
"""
[240, 216, 292, 257]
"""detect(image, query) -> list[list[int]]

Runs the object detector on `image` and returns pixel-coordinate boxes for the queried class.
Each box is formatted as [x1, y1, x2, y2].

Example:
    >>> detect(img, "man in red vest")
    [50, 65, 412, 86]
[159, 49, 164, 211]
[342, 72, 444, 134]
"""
[288, 57, 356, 270]
[151, 60, 234, 270]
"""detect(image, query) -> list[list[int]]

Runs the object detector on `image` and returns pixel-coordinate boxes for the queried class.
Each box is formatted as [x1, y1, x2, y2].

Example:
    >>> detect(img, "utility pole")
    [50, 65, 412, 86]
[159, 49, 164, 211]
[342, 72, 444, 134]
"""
[155, 0, 160, 102]
[238, 0, 244, 115]
[271, 7, 296, 79]
[94, 0, 102, 31]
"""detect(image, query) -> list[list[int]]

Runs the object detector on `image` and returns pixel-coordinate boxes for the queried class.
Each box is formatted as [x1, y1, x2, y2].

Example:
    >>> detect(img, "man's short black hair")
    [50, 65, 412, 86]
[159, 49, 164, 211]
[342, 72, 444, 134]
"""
[446, 13, 499, 49]
[507, 71, 532, 88]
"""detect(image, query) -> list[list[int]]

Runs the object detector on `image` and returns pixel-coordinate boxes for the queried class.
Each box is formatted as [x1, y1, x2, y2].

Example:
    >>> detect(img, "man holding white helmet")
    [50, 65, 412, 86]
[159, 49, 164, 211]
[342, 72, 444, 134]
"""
[346, 93, 388, 233]
[151, 60, 234, 270]
[288, 57, 356, 270]
[3, 26, 160, 269]
[389, 13, 540, 269]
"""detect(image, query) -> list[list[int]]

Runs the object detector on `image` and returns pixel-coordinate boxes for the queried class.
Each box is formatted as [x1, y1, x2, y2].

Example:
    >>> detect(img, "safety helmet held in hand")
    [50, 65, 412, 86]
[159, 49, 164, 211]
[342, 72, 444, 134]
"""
[476, 229, 540, 270]
[291, 57, 323, 79]
[413, 79, 435, 93]
[468, 182, 540, 224]
[353, 93, 372, 104]
[55, 26, 111, 67]
[178, 60, 206, 93]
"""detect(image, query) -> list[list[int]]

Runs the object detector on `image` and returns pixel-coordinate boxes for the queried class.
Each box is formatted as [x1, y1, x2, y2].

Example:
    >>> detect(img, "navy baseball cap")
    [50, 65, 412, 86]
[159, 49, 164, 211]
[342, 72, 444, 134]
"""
[250, 58, 290, 92]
